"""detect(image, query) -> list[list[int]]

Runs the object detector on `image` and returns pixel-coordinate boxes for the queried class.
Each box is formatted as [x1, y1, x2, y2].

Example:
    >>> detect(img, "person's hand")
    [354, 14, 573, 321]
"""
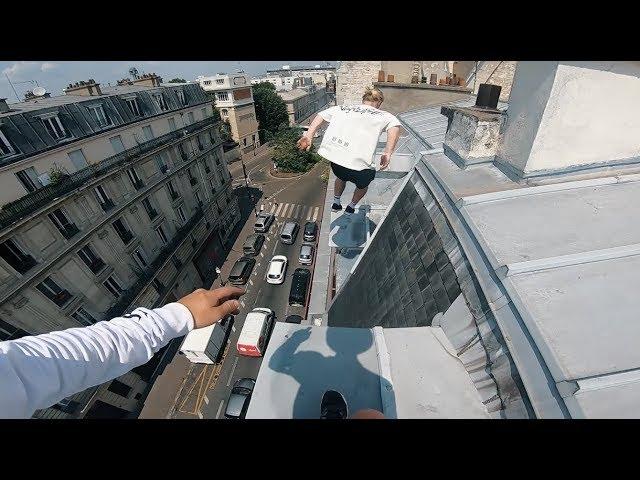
[296, 135, 313, 152]
[178, 286, 245, 329]
[380, 151, 392, 170]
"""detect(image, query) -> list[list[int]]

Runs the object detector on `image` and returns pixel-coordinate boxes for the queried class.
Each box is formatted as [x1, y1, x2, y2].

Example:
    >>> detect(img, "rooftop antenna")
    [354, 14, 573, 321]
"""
[129, 67, 139, 79]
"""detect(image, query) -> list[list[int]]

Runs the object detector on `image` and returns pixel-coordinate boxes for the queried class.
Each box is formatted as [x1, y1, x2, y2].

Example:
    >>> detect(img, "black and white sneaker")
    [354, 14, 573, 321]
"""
[331, 203, 343, 212]
[320, 390, 348, 419]
[344, 205, 355, 215]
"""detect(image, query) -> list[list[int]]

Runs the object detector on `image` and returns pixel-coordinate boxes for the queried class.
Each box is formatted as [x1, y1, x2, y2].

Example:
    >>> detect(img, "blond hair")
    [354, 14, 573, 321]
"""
[362, 85, 384, 103]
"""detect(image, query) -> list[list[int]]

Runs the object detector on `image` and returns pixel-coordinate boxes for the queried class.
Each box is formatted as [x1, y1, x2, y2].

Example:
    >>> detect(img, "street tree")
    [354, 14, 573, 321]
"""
[168, 78, 187, 83]
[272, 127, 321, 173]
[252, 82, 289, 143]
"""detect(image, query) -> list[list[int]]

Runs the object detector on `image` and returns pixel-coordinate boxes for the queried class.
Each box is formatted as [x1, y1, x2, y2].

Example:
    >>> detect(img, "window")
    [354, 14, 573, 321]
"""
[95, 184, 114, 211]
[126, 168, 144, 190]
[0, 238, 36, 274]
[156, 224, 168, 244]
[78, 244, 105, 274]
[153, 93, 168, 111]
[168, 117, 176, 131]
[104, 275, 123, 298]
[109, 135, 125, 154]
[176, 206, 186, 223]
[41, 114, 67, 140]
[142, 125, 154, 141]
[68, 149, 88, 170]
[176, 90, 186, 106]
[216, 79, 224, 85]
[243, 138, 247, 146]
[48, 208, 79, 239]
[155, 152, 169, 173]
[107, 379, 132, 397]
[142, 197, 157, 220]
[210, 178, 216, 194]
[195, 190, 202, 205]
[167, 181, 179, 200]
[187, 112, 195, 125]
[201, 108, 207, 119]
[203, 80, 211, 86]
[15, 167, 41, 193]
[0, 318, 30, 342]
[132, 247, 148, 269]
[88, 105, 111, 127]
[125, 97, 141, 116]
[152, 278, 164, 294]
[0, 128, 17, 157]
[216, 92, 229, 102]
[72, 307, 97, 326]
[36, 277, 72, 307]
[220, 109, 228, 119]
[112, 218, 133, 244]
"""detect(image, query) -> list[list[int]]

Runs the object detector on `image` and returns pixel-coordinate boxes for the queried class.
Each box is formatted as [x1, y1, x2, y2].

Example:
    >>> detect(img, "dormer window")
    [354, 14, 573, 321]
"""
[0, 128, 17, 157]
[216, 79, 224, 84]
[88, 104, 111, 127]
[176, 90, 187, 106]
[216, 92, 229, 102]
[125, 97, 142, 116]
[40, 113, 68, 140]
[153, 93, 169, 111]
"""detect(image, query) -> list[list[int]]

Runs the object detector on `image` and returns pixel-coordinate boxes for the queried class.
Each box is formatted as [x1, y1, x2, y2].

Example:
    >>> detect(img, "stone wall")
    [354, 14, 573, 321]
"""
[336, 61, 381, 106]
[472, 61, 518, 102]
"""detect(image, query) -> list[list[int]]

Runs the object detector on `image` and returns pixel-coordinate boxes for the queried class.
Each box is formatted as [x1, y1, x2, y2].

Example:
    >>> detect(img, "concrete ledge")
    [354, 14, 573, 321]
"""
[374, 82, 472, 93]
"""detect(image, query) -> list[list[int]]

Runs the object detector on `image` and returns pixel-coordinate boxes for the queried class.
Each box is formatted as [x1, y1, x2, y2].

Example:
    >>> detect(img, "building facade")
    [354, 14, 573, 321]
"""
[0, 76, 240, 418]
[277, 84, 330, 126]
[195, 74, 260, 155]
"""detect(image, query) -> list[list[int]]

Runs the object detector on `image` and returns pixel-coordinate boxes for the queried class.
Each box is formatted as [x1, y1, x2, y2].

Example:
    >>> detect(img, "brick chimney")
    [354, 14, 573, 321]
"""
[131, 73, 163, 87]
[64, 79, 103, 96]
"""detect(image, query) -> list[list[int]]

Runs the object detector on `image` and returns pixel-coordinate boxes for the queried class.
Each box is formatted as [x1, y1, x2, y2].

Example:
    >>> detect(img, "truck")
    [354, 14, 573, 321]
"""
[179, 315, 234, 364]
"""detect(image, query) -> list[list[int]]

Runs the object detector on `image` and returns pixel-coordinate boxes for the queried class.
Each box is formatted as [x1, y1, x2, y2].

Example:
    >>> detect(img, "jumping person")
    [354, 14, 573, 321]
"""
[297, 86, 402, 215]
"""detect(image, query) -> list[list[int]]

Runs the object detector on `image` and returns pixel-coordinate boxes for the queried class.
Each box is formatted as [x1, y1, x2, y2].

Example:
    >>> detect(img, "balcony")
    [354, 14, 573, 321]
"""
[61, 224, 80, 240]
[100, 199, 115, 212]
[0, 116, 219, 231]
[88, 258, 106, 274]
[189, 177, 198, 186]
[118, 230, 134, 245]
[103, 207, 203, 319]
[52, 289, 73, 307]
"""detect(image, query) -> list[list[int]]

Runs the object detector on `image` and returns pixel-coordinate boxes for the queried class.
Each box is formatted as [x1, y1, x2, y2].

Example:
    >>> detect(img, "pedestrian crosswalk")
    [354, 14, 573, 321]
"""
[261, 202, 320, 222]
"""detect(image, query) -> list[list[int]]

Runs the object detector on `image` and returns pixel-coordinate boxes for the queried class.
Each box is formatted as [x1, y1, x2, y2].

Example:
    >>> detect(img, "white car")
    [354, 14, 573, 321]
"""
[266, 255, 288, 285]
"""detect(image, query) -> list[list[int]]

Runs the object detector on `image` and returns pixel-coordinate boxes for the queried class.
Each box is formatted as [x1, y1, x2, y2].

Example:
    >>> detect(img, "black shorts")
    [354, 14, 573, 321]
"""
[330, 162, 376, 189]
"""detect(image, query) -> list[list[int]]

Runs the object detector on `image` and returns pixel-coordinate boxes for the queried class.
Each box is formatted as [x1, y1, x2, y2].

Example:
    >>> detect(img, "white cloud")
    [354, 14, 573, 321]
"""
[41, 62, 59, 72]
[2, 61, 39, 78]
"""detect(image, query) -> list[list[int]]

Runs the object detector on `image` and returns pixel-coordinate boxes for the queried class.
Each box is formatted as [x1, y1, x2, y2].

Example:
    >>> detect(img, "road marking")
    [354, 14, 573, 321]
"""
[292, 204, 300, 218]
[271, 239, 279, 255]
[270, 204, 277, 214]
[240, 300, 245, 307]
[197, 411, 203, 419]
[275, 203, 284, 216]
[260, 252, 264, 258]
[204, 395, 209, 405]
[260, 204, 264, 211]
[216, 401, 224, 419]
[312, 206, 319, 222]
[227, 357, 239, 386]
[249, 279, 253, 286]
[253, 271, 258, 276]
[306, 206, 314, 219]
[232, 325, 236, 332]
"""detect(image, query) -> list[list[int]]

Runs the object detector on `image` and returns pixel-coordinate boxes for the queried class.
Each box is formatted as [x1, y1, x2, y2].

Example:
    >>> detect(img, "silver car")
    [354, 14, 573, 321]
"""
[299, 243, 314, 265]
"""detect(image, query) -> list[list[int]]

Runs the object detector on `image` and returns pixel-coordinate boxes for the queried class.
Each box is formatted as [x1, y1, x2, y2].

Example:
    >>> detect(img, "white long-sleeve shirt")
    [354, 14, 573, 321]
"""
[0, 302, 194, 419]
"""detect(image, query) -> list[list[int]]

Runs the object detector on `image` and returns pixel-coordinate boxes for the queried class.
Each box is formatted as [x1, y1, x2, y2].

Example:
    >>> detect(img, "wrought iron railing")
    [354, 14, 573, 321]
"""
[0, 117, 218, 231]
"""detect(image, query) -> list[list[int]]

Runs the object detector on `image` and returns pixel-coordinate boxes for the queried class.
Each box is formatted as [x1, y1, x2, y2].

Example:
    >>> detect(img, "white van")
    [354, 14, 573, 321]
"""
[237, 308, 275, 357]
[179, 315, 234, 364]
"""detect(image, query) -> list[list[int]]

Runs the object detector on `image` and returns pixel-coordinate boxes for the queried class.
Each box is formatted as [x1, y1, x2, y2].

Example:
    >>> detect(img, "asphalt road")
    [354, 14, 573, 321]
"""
[166, 144, 329, 419]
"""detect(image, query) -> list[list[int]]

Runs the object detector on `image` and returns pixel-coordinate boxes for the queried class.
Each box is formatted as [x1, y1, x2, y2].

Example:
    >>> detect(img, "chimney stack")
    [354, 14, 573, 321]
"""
[131, 72, 163, 87]
[64, 78, 103, 96]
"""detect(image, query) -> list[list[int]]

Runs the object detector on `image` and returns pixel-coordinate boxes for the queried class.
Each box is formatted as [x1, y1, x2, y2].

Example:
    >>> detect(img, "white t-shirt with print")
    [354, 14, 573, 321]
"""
[316, 104, 401, 171]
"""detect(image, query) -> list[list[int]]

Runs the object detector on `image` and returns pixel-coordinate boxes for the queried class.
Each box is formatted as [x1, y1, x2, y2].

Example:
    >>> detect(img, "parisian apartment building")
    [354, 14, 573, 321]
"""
[0, 73, 240, 418]
[196, 73, 260, 155]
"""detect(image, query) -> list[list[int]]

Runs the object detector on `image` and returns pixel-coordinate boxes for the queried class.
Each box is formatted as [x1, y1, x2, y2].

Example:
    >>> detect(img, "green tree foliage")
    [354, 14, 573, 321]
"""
[252, 82, 289, 143]
[168, 78, 187, 83]
[272, 127, 321, 173]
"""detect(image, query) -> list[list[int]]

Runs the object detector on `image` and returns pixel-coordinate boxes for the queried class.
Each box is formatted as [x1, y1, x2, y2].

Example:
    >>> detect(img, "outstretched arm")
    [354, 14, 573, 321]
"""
[297, 114, 328, 151]
[379, 126, 401, 170]
[0, 286, 244, 418]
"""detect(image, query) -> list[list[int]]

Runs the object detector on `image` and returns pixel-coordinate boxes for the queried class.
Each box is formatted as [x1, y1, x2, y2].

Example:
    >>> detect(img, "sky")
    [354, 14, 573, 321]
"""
[0, 60, 336, 103]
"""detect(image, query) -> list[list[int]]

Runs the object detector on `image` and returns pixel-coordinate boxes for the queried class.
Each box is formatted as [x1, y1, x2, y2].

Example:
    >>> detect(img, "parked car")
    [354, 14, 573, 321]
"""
[303, 221, 318, 242]
[285, 315, 303, 324]
[224, 378, 256, 419]
[254, 212, 275, 233]
[237, 307, 275, 357]
[280, 221, 299, 245]
[242, 234, 265, 256]
[289, 268, 311, 307]
[266, 255, 288, 285]
[299, 243, 314, 265]
[228, 256, 256, 285]
[179, 315, 234, 364]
